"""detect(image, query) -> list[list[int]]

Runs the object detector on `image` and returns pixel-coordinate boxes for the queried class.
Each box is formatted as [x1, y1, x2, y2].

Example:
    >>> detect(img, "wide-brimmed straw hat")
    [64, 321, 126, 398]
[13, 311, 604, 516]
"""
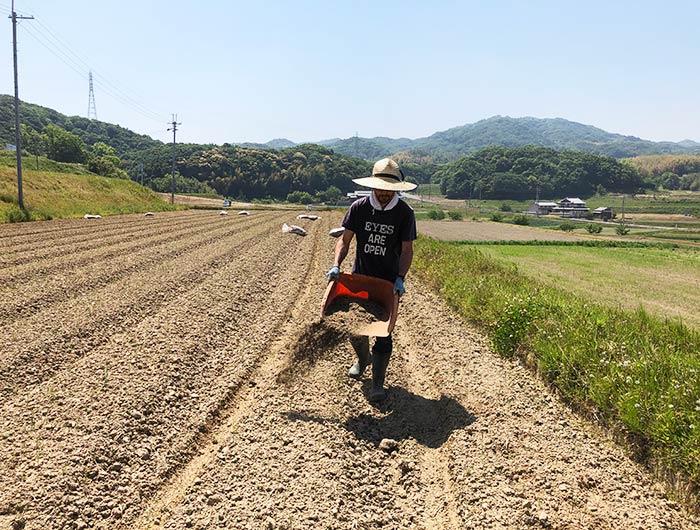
[352, 158, 418, 192]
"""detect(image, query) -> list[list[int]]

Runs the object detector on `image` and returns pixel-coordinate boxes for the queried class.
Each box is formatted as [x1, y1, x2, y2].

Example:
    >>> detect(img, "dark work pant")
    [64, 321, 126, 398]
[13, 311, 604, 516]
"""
[373, 334, 392, 355]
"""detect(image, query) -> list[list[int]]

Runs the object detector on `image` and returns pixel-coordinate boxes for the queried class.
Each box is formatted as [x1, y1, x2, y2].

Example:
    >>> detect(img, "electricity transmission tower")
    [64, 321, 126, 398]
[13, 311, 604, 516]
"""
[87, 71, 97, 120]
[9, 0, 34, 210]
[167, 115, 181, 204]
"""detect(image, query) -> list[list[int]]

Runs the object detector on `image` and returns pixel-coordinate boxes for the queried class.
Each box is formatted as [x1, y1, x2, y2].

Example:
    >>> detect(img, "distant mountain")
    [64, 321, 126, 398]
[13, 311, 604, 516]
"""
[412, 116, 700, 160]
[237, 138, 296, 150]
[318, 136, 414, 160]
[316, 116, 700, 161]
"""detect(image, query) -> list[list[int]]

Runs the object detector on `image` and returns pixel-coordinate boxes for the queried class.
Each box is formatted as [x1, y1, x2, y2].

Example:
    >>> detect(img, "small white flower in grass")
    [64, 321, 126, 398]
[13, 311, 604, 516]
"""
[634, 403, 640, 408]
[668, 404, 674, 409]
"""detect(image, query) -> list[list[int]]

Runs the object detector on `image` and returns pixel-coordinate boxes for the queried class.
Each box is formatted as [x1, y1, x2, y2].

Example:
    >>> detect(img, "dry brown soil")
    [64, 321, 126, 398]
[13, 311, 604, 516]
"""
[1, 210, 698, 529]
[417, 219, 589, 242]
[154, 194, 252, 208]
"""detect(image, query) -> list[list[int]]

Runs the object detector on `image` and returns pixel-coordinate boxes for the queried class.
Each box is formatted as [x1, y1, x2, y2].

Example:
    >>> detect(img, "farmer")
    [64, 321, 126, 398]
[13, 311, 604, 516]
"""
[326, 158, 417, 401]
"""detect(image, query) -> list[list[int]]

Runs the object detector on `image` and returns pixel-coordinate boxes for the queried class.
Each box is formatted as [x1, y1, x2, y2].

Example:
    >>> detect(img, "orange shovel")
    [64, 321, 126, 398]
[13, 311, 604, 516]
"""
[321, 272, 399, 337]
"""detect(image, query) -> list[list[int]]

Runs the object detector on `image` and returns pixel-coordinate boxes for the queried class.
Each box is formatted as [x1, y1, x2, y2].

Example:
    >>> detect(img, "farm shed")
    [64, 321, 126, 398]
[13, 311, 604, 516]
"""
[528, 201, 558, 215]
[593, 206, 615, 220]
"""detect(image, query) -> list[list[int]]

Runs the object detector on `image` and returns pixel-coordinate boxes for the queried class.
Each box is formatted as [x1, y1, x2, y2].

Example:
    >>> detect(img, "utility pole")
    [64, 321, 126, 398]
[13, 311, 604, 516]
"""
[10, 0, 34, 210]
[167, 114, 180, 204]
[137, 161, 144, 186]
[621, 194, 626, 223]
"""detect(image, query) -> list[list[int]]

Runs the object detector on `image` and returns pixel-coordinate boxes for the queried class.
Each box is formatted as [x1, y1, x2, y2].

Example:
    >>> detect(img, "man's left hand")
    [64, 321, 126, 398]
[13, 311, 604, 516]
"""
[393, 277, 405, 297]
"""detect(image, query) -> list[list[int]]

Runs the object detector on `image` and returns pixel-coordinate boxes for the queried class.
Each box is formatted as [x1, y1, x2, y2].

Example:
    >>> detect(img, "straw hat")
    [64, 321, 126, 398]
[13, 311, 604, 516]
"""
[352, 158, 418, 192]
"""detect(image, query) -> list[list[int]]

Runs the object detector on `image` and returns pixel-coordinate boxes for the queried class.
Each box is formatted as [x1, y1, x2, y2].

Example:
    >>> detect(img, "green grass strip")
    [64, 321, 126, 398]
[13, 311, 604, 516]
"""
[449, 239, 681, 249]
[413, 237, 700, 488]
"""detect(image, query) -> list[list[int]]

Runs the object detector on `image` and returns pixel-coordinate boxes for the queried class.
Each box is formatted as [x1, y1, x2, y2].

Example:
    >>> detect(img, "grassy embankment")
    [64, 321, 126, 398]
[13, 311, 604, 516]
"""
[413, 237, 700, 502]
[0, 153, 178, 222]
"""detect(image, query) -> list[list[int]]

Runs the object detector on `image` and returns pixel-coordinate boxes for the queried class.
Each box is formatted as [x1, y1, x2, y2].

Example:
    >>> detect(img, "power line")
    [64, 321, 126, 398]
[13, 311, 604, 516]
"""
[10, 2, 168, 124]
[29, 15, 166, 121]
[21, 24, 88, 79]
[20, 24, 166, 123]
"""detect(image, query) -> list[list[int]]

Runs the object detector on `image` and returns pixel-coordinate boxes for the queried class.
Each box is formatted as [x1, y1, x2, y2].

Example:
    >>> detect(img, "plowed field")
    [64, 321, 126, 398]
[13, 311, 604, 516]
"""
[1, 210, 697, 530]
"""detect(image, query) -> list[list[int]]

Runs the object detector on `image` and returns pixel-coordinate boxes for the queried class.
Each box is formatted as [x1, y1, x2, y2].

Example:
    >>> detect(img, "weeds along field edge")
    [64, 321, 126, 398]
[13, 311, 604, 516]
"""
[413, 236, 700, 500]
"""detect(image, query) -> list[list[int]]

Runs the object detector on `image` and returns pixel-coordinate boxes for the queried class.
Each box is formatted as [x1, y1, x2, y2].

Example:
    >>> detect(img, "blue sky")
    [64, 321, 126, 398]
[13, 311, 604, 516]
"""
[2, 0, 699, 145]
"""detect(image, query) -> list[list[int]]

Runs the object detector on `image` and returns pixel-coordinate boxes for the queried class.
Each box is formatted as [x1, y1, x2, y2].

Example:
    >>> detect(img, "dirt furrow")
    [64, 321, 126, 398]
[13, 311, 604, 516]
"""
[394, 337, 466, 530]
[0, 212, 211, 267]
[0, 211, 293, 399]
[0, 210, 203, 247]
[0, 212, 324, 529]
[0, 211, 257, 291]
[132, 213, 330, 530]
[0, 213, 274, 322]
[137, 219, 429, 529]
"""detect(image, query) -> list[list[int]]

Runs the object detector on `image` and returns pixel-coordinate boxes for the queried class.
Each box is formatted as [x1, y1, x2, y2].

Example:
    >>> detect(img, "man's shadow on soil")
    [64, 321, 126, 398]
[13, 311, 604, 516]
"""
[287, 385, 476, 449]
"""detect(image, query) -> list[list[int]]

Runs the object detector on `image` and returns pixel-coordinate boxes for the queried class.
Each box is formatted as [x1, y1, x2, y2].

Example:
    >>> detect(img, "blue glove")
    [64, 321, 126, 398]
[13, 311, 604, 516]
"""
[393, 277, 405, 297]
[326, 265, 340, 282]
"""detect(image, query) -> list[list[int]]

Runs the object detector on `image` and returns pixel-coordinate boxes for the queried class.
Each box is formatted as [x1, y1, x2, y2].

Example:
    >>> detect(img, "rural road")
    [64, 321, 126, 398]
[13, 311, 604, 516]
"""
[0, 210, 697, 529]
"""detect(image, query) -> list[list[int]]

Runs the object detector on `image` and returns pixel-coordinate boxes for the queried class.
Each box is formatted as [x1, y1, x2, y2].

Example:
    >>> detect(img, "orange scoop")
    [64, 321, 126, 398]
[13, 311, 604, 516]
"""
[321, 272, 399, 337]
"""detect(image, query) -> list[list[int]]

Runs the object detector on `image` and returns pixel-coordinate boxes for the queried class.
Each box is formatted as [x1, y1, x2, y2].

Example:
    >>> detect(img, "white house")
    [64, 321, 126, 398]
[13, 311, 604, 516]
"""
[551, 197, 590, 218]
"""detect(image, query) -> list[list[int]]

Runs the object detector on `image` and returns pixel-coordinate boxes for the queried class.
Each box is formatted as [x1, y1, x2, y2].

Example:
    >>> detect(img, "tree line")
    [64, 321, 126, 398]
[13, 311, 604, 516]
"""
[435, 145, 645, 200]
[19, 123, 127, 179]
[13, 122, 654, 202]
[5, 97, 677, 201]
[624, 155, 700, 191]
[124, 143, 371, 201]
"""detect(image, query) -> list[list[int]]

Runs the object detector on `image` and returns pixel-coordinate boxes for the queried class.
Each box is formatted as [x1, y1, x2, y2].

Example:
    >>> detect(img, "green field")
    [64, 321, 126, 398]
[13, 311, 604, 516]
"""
[477, 244, 700, 327]
[436, 191, 700, 216]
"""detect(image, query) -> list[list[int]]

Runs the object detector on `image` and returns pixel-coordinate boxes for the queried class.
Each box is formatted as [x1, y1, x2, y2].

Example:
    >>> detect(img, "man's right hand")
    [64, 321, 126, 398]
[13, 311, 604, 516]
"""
[326, 265, 340, 282]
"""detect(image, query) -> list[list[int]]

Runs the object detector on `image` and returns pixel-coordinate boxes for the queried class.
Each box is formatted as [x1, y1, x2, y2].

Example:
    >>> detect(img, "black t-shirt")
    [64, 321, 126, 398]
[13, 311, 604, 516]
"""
[341, 197, 417, 282]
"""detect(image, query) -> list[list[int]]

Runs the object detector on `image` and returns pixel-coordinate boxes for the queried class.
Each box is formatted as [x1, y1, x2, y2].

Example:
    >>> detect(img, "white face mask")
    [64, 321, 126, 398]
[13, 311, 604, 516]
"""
[370, 190, 399, 211]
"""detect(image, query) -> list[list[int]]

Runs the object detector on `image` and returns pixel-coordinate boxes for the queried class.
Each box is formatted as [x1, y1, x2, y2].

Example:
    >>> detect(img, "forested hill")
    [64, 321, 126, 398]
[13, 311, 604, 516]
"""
[122, 143, 372, 201]
[0, 95, 161, 156]
[436, 145, 644, 200]
[4, 95, 700, 163]
[317, 136, 415, 160]
[320, 116, 700, 161]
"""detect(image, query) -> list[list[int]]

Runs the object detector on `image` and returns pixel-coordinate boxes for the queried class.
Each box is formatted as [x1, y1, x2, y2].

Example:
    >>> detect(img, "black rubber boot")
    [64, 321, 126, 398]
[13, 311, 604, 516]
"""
[348, 335, 370, 379]
[370, 335, 392, 401]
